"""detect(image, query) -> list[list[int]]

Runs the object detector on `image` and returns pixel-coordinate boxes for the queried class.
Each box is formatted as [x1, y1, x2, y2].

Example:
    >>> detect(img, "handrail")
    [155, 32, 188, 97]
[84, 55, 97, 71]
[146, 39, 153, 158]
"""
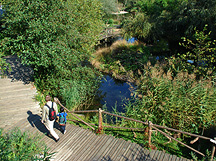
[152, 124, 211, 140]
[54, 98, 216, 159]
[54, 98, 95, 131]
[102, 111, 148, 125]
[152, 125, 205, 156]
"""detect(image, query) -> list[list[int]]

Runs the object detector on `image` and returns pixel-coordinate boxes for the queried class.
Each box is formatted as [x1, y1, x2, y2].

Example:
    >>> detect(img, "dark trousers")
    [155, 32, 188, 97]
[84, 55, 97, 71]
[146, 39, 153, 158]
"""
[59, 124, 66, 133]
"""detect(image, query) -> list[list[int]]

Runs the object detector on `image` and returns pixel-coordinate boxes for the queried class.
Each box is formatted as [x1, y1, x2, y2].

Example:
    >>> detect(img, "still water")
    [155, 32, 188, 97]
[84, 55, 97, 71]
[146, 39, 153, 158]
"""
[97, 75, 135, 113]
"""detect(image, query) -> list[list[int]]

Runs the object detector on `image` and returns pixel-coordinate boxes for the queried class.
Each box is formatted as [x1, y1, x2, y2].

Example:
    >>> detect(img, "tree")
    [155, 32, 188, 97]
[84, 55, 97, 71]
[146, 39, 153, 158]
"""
[0, 0, 104, 109]
[122, 0, 216, 47]
[176, 25, 216, 78]
[122, 13, 156, 42]
[100, 0, 118, 15]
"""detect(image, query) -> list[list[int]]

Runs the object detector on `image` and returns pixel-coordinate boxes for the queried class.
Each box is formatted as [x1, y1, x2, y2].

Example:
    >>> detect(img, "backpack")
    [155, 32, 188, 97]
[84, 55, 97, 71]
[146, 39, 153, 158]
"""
[59, 112, 66, 125]
[45, 102, 56, 121]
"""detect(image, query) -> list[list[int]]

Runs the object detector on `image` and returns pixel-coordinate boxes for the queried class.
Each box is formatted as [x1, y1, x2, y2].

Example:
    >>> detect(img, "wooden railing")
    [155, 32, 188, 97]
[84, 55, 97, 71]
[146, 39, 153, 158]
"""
[54, 98, 216, 160]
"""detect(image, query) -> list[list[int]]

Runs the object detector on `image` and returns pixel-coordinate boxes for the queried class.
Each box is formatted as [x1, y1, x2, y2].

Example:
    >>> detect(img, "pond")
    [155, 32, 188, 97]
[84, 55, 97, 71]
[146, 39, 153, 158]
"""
[96, 75, 135, 113]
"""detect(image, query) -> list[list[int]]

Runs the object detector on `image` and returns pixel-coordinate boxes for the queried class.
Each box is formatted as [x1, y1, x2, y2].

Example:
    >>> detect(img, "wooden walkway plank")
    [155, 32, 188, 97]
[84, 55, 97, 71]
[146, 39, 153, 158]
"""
[52, 128, 87, 160]
[147, 149, 157, 161]
[153, 150, 164, 160]
[73, 133, 104, 161]
[96, 135, 120, 161]
[175, 156, 181, 161]
[3, 118, 27, 132]
[172, 155, 178, 161]
[169, 155, 175, 161]
[157, 151, 166, 161]
[109, 138, 129, 161]
[163, 152, 172, 161]
[70, 134, 101, 160]
[49, 126, 82, 160]
[98, 137, 127, 161]
[64, 129, 96, 160]
[67, 130, 97, 160]
[80, 135, 111, 161]
[47, 125, 75, 152]
[57, 128, 91, 161]
[82, 135, 112, 160]
[114, 140, 133, 160]
[132, 144, 146, 160]
[121, 142, 139, 161]
[139, 148, 151, 160]
[42, 125, 77, 147]
[48, 124, 78, 152]
[91, 135, 118, 161]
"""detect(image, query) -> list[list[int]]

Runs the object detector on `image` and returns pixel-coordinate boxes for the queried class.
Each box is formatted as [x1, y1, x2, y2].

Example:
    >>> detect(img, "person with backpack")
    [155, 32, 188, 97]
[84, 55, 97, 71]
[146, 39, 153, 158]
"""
[57, 107, 67, 134]
[41, 95, 60, 142]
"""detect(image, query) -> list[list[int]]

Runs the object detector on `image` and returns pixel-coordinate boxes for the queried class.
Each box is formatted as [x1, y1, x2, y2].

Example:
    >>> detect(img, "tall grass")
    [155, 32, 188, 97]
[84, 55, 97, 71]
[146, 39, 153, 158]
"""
[129, 62, 216, 134]
[59, 67, 102, 110]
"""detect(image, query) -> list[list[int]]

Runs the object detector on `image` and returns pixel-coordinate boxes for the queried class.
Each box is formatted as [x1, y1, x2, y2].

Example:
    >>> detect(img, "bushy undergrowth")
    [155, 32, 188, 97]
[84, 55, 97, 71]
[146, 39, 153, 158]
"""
[91, 40, 155, 80]
[59, 70, 102, 110]
[0, 128, 53, 161]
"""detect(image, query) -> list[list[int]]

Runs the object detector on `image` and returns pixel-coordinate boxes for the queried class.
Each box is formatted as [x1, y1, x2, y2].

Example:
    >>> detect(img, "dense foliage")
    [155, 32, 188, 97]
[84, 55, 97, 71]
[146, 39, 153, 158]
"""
[0, 0, 104, 109]
[91, 40, 154, 80]
[0, 128, 52, 160]
[100, 0, 118, 15]
[92, 39, 216, 134]
[173, 25, 216, 78]
[122, 0, 216, 46]
[91, 27, 216, 158]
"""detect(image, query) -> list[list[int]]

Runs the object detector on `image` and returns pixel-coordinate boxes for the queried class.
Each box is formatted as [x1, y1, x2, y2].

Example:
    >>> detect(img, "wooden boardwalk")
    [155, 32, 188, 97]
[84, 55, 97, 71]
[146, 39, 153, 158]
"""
[4, 115, 192, 161]
[0, 55, 192, 161]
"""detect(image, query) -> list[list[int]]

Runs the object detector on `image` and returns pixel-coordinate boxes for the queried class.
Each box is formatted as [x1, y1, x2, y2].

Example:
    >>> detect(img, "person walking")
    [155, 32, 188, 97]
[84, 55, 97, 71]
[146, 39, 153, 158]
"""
[57, 107, 67, 134]
[41, 95, 60, 142]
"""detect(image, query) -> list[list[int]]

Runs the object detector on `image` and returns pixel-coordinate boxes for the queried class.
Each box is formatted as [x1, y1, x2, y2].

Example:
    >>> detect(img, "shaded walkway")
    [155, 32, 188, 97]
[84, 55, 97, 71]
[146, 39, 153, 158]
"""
[0, 55, 40, 128]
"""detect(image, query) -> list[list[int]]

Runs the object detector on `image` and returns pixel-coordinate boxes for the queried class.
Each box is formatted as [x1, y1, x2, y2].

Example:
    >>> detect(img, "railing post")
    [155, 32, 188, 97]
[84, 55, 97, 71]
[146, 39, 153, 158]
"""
[97, 108, 103, 134]
[211, 137, 216, 161]
[148, 121, 152, 148]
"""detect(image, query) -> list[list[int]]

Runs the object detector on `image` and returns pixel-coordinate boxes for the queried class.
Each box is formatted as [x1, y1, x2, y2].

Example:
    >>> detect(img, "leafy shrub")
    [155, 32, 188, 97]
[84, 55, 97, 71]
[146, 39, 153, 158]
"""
[0, 128, 53, 161]
[108, 19, 114, 25]
[1, 0, 104, 108]
[174, 25, 216, 79]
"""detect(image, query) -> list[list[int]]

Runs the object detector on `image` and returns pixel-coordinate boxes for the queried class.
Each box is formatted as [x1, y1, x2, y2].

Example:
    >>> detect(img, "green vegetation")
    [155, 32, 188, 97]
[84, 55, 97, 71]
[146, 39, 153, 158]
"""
[91, 40, 155, 80]
[90, 26, 216, 159]
[0, 128, 54, 161]
[174, 25, 216, 78]
[0, 0, 104, 110]
[1, 0, 216, 160]
[122, 0, 216, 46]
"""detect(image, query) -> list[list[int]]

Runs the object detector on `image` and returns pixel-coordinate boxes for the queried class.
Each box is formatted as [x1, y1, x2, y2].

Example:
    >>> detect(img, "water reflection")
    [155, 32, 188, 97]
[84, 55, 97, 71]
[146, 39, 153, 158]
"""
[98, 75, 135, 113]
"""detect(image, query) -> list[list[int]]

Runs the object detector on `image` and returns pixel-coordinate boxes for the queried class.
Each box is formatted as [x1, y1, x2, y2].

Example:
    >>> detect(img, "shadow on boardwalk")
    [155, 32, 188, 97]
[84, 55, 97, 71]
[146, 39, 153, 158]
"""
[27, 110, 61, 141]
[2, 55, 34, 84]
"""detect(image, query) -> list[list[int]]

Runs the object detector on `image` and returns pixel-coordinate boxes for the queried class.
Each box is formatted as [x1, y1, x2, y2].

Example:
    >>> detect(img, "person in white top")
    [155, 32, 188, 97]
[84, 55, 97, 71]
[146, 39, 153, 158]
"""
[41, 95, 60, 142]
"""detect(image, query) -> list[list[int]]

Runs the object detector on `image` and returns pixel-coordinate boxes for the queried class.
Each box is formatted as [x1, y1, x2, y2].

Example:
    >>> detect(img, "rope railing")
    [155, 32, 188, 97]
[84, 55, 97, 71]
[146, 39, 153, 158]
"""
[54, 97, 216, 160]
